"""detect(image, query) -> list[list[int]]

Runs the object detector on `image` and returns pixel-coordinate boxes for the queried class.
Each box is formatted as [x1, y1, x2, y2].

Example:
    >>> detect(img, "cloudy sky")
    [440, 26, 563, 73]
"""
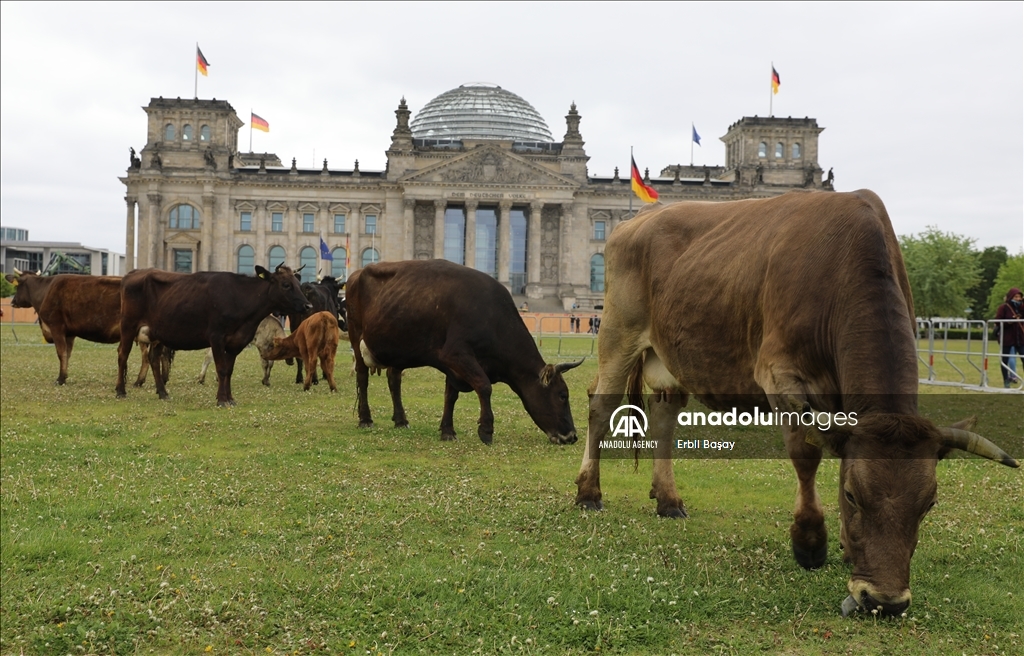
[1, 2, 1021, 255]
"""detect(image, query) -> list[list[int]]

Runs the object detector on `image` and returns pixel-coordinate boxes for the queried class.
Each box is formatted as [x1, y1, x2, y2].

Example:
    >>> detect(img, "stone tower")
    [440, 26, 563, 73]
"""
[720, 116, 824, 187]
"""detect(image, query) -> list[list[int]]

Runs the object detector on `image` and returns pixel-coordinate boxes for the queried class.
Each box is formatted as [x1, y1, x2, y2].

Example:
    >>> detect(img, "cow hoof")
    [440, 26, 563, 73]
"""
[576, 499, 604, 511]
[792, 542, 828, 570]
[158, 393, 170, 400]
[440, 432, 456, 441]
[393, 420, 409, 428]
[217, 400, 237, 408]
[116, 391, 127, 399]
[55, 379, 66, 386]
[261, 381, 270, 387]
[657, 504, 688, 519]
[133, 380, 145, 388]
[359, 421, 374, 428]
[478, 432, 493, 446]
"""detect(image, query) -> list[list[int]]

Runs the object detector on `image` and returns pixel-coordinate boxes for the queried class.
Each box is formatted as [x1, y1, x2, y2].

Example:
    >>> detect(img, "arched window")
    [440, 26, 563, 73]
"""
[590, 253, 605, 292]
[443, 207, 464, 264]
[200, 125, 211, 142]
[758, 142, 767, 158]
[792, 143, 801, 159]
[168, 204, 199, 230]
[362, 248, 380, 267]
[237, 245, 255, 274]
[269, 246, 286, 270]
[331, 248, 347, 279]
[164, 124, 176, 141]
[182, 125, 193, 141]
[775, 142, 784, 159]
[299, 246, 317, 280]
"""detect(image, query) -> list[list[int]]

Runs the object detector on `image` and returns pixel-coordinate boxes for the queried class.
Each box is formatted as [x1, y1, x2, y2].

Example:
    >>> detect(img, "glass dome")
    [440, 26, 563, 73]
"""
[411, 83, 553, 143]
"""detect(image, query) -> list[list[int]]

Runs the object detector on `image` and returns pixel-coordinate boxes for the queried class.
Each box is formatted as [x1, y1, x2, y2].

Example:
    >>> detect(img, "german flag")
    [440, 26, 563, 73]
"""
[771, 65, 780, 95]
[251, 113, 269, 132]
[196, 46, 210, 77]
[630, 156, 658, 203]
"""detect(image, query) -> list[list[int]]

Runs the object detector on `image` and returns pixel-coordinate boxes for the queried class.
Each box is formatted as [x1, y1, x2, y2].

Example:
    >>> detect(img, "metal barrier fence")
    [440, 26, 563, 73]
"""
[916, 319, 1023, 393]
[524, 314, 598, 359]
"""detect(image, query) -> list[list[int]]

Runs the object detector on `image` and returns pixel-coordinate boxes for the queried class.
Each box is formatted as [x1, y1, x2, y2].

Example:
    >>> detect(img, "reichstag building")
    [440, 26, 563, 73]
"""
[121, 83, 828, 310]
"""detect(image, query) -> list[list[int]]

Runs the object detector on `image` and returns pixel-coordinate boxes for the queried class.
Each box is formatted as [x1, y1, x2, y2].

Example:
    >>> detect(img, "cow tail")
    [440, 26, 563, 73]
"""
[626, 355, 645, 472]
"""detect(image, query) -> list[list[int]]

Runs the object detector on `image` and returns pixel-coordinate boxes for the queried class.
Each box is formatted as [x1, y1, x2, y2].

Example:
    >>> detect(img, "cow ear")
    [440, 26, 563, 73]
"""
[255, 265, 270, 280]
[539, 364, 555, 387]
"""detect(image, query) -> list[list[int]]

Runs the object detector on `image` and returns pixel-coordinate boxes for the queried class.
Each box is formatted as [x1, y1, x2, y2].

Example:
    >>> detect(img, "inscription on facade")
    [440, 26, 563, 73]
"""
[446, 191, 534, 201]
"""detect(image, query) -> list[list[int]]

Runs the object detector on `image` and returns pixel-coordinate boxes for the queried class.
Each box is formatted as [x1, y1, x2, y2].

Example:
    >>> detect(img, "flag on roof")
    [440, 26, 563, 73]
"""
[692, 124, 701, 146]
[196, 46, 210, 76]
[771, 65, 781, 95]
[630, 156, 658, 203]
[320, 236, 333, 261]
[251, 113, 269, 132]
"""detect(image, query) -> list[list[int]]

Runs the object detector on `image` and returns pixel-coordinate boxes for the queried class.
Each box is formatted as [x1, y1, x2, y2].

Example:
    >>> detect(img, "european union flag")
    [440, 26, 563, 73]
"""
[692, 124, 701, 146]
[319, 236, 333, 261]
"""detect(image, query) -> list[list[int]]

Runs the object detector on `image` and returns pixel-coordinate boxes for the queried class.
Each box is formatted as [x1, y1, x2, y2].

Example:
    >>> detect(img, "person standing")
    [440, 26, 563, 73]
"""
[995, 287, 1024, 387]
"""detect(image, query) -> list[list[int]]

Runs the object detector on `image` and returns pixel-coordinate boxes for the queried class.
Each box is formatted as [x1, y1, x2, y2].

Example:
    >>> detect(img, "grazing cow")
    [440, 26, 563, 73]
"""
[5, 270, 165, 386]
[575, 191, 1019, 617]
[287, 275, 345, 385]
[116, 265, 312, 406]
[261, 311, 340, 391]
[346, 259, 582, 444]
[198, 315, 286, 386]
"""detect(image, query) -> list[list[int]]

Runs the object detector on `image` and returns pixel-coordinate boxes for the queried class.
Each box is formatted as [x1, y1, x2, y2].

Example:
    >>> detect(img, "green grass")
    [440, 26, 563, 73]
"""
[1, 324, 1021, 655]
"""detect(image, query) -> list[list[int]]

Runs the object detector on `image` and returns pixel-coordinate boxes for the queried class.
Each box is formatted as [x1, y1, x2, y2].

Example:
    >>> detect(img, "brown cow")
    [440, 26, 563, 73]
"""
[575, 191, 1018, 617]
[5, 270, 162, 386]
[261, 311, 340, 391]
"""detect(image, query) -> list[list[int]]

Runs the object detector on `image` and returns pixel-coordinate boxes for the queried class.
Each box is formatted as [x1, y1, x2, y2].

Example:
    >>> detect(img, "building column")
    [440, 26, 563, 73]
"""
[464, 200, 478, 270]
[402, 198, 416, 261]
[254, 201, 267, 268]
[146, 192, 161, 269]
[527, 201, 542, 285]
[558, 202, 574, 289]
[124, 196, 137, 271]
[496, 201, 513, 286]
[433, 200, 446, 260]
[286, 202, 299, 269]
[200, 192, 215, 271]
[350, 205, 363, 269]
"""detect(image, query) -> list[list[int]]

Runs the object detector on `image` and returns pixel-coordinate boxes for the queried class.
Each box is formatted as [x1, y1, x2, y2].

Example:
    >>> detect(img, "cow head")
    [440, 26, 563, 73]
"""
[256, 265, 313, 316]
[519, 359, 584, 444]
[805, 411, 1018, 617]
[5, 270, 41, 309]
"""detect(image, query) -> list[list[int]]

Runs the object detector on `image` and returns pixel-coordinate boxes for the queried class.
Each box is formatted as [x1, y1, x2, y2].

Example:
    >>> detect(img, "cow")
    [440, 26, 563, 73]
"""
[574, 190, 1019, 617]
[261, 311, 340, 391]
[116, 264, 312, 406]
[5, 270, 166, 386]
[287, 275, 345, 385]
[346, 259, 582, 444]
[198, 315, 286, 386]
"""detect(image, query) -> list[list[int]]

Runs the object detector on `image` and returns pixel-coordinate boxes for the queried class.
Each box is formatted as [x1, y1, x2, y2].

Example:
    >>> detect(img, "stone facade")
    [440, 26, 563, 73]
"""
[121, 95, 828, 309]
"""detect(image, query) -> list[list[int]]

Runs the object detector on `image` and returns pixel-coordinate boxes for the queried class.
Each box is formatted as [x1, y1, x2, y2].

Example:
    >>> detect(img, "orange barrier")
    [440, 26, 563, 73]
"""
[0, 298, 38, 323]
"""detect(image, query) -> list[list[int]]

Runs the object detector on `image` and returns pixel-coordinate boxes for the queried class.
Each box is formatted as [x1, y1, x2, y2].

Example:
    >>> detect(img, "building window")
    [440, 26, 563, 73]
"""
[510, 208, 527, 291]
[365, 214, 378, 235]
[758, 142, 767, 158]
[334, 213, 346, 233]
[101, 252, 108, 276]
[792, 143, 801, 159]
[237, 245, 255, 274]
[475, 207, 497, 276]
[331, 248, 347, 279]
[182, 125, 193, 141]
[299, 247, 317, 280]
[594, 221, 606, 241]
[269, 246, 286, 270]
[775, 143, 784, 159]
[200, 125, 211, 142]
[271, 212, 283, 232]
[240, 211, 252, 232]
[362, 248, 380, 267]
[169, 204, 200, 230]
[443, 207, 465, 265]
[164, 124, 175, 141]
[590, 253, 605, 292]
[302, 213, 315, 233]
[173, 249, 193, 273]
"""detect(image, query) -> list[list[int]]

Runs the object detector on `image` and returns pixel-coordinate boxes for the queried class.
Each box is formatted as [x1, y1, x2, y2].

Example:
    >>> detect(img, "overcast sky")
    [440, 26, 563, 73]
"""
[2, 2, 1021, 255]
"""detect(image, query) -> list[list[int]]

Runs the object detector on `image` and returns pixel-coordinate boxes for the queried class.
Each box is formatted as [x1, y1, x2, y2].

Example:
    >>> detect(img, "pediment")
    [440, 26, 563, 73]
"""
[402, 146, 576, 188]
[165, 231, 201, 245]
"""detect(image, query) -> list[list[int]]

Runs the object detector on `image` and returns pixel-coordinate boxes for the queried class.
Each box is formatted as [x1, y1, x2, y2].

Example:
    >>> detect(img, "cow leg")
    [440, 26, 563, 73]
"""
[198, 348, 214, 384]
[214, 350, 238, 407]
[354, 346, 373, 428]
[321, 349, 337, 393]
[783, 421, 828, 569]
[150, 344, 170, 400]
[134, 341, 150, 387]
[439, 377, 459, 440]
[294, 357, 304, 385]
[388, 368, 408, 427]
[261, 358, 273, 386]
[648, 390, 687, 518]
[52, 331, 73, 385]
[115, 329, 135, 399]
[438, 353, 493, 444]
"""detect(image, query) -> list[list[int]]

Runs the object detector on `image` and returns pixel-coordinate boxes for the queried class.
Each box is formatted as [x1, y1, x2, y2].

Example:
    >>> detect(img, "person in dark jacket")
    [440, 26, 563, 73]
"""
[994, 287, 1024, 387]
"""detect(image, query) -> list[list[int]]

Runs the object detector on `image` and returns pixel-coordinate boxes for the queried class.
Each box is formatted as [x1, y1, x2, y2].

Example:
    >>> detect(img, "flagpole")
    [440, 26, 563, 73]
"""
[690, 125, 694, 166]
[769, 62, 773, 117]
[249, 109, 253, 153]
[629, 146, 633, 218]
[194, 43, 198, 100]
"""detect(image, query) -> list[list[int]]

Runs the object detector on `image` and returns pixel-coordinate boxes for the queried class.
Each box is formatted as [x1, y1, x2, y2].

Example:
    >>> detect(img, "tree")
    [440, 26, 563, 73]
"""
[0, 276, 15, 299]
[967, 246, 1007, 318]
[986, 252, 1024, 318]
[899, 227, 981, 319]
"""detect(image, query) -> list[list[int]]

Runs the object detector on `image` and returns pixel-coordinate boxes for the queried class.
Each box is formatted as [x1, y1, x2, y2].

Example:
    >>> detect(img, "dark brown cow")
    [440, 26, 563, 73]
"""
[262, 311, 340, 391]
[116, 265, 312, 406]
[346, 259, 582, 444]
[5, 270, 161, 386]
[575, 191, 1018, 616]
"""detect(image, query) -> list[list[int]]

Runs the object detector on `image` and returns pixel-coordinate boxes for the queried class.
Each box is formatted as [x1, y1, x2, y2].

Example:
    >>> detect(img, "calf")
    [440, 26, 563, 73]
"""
[262, 311, 340, 391]
[198, 315, 286, 386]
[287, 276, 344, 385]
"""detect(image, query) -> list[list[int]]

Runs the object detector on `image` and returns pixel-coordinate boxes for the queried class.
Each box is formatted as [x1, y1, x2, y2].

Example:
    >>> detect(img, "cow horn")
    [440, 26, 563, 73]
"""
[938, 427, 1020, 468]
[12, 267, 22, 276]
[554, 359, 585, 375]
[295, 264, 306, 273]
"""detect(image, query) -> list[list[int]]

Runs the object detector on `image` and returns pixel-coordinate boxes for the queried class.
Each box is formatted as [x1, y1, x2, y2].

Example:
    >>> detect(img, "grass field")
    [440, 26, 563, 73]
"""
[1, 324, 1021, 655]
